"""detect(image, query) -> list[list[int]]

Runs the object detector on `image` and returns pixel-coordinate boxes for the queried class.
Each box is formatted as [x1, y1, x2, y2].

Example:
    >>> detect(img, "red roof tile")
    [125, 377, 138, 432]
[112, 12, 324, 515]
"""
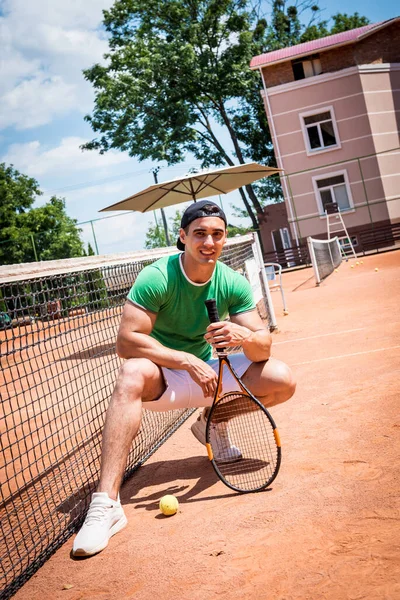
[250, 20, 394, 69]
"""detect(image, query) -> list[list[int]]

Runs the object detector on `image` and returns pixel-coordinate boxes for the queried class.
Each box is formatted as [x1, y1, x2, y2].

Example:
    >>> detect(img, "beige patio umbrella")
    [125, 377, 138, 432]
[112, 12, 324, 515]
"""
[100, 162, 281, 213]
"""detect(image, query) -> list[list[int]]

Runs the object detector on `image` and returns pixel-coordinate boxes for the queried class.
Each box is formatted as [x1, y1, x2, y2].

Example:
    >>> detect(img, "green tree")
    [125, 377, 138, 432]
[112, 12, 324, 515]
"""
[227, 223, 252, 236]
[330, 12, 369, 34]
[299, 9, 369, 41]
[144, 221, 167, 249]
[22, 197, 86, 262]
[145, 210, 183, 249]
[0, 163, 85, 265]
[83, 0, 280, 234]
[0, 163, 40, 263]
[82, 0, 370, 235]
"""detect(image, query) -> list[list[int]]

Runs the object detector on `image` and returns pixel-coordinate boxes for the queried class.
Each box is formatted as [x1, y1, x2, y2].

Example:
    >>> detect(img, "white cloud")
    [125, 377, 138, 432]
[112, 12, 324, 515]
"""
[33, 24, 109, 66]
[2, 0, 114, 30]
[0, 40, 40, 95]
[0, 76, 77, 130]
[0, 0, 114, 130]
[57, 180, 136, 211]
[2, 137, 131, 177]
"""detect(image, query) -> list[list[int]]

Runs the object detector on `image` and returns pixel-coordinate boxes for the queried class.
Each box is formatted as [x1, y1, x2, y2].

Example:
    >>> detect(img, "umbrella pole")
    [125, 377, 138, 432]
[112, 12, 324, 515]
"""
[188, 178, 197, 203]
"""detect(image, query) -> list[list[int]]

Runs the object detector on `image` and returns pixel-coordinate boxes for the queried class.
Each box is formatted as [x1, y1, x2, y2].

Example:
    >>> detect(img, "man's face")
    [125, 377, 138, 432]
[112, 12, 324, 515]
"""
[179, 216, 227, 265]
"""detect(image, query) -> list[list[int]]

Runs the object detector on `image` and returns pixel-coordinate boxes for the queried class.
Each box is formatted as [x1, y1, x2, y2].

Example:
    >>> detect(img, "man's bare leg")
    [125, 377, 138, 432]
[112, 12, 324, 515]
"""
[72, 358, 165, 557]
[97, 358, 165, 500]
[202, 357, 295, 421]
[241, 357, 296, 408]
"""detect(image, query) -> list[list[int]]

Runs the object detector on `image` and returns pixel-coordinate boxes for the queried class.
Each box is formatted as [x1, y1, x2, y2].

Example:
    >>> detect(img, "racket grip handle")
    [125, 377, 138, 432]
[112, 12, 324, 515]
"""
[205, 299, 226, 353]
[205, 298, 220, 323]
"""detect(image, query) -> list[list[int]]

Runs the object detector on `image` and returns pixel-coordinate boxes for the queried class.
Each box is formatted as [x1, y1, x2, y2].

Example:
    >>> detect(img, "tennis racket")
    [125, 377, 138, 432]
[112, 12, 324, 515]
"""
[204, 299, 281, 493]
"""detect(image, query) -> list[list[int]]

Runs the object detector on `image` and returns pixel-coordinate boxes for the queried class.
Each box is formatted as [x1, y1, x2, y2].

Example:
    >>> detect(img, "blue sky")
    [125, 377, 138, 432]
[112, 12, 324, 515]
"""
[0, 0, 398, 256]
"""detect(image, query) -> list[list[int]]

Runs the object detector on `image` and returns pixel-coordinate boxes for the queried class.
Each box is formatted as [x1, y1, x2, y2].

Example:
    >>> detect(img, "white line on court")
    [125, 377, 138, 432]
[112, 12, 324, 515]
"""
[292, 345, 400, 366]
[274, 328, 366, 345]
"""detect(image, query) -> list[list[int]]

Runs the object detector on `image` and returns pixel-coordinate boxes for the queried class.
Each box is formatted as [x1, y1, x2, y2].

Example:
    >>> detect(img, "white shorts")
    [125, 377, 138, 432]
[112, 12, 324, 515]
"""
[143, 353, 252, 412]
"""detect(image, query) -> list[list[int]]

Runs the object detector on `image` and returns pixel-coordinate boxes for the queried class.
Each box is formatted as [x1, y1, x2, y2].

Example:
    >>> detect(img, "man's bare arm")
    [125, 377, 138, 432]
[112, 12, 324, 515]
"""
[205, 309, 271, 362]
[116, 300, 218, 398]
[117, 301, 181, 365]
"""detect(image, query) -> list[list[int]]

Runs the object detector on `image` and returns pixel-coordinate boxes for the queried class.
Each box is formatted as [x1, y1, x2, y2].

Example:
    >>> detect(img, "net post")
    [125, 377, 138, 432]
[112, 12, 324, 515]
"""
[335, 238, 342, 260]
[308, 236, 342, 284]
[307, 236, 321, 285]
[327, 238, 334, 266]
[251, 232, 277, 330]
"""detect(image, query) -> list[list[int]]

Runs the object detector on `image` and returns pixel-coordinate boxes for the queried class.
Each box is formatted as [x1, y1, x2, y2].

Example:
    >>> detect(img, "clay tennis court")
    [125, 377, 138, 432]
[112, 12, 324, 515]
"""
[12, 250, 400, 600]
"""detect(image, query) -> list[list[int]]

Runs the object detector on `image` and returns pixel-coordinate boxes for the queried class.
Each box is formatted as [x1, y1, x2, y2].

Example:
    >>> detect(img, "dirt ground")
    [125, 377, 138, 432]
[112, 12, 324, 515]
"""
[13, 250, 400, 600]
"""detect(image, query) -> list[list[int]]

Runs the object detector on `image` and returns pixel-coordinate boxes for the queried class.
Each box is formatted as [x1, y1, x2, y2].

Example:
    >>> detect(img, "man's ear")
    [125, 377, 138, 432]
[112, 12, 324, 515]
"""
[179, 228, 186, 245]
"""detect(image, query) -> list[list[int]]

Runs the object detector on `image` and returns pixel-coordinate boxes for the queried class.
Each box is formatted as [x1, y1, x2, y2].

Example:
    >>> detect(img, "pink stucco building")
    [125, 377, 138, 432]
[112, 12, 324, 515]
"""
[251, 18, 400, 257]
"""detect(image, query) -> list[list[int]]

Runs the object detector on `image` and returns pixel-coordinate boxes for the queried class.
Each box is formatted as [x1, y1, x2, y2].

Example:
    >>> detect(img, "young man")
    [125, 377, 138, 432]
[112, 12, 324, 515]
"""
[72, 200, 296, 557]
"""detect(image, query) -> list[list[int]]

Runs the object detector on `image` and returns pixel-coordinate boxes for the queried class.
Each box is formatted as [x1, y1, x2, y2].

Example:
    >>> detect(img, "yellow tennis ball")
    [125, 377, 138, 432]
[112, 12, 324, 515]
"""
[356, 261, 359, 265]
[375, 267, 379, 272]
[159, 495, 179, 516]
[350, 265, 354, 268]
[360, 261, 363, 264]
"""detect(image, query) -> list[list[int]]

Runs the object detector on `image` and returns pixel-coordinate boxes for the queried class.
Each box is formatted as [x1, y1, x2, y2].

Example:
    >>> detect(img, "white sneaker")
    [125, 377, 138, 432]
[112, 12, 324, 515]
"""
[72, 492, 127, 557]
[191, 411, 242, 463]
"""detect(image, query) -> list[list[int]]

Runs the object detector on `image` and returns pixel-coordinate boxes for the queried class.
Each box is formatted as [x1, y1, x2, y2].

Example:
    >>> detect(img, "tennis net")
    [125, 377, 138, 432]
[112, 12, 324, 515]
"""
[307, 236, 342, 284]
[0, 233, 273, 599]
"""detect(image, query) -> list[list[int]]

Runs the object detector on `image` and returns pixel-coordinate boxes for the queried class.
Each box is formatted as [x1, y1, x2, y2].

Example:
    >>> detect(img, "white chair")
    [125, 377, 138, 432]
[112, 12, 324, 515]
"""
[264, 263, 288, 314]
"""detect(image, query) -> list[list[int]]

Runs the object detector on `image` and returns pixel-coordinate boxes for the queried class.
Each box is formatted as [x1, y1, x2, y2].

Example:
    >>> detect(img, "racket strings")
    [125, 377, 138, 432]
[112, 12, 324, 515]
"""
[207, 392, 280, 492]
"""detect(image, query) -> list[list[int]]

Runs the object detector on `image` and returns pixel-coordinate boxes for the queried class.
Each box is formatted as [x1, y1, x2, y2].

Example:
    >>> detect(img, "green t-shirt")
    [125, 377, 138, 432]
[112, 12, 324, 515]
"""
[127, 254, 255, 361]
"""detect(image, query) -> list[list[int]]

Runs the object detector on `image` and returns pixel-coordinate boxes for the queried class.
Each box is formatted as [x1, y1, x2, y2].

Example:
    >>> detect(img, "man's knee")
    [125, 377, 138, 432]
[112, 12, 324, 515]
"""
[114, 358, 159, 398]
[244, 358, 295, 400]
[266, 361, 296, 404]
[272, 361, 296, 401]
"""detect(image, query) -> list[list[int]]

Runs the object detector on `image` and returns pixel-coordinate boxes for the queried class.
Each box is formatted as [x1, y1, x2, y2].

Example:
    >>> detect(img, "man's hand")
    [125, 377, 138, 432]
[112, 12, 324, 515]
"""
[184, 354, 218, 398]
[205, 313, 272, 363]
[204, 321, 252, 349]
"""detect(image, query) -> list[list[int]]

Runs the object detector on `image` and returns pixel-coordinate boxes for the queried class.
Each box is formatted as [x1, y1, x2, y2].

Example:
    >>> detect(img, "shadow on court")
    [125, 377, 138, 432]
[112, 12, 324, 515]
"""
[60, 342, 117, 360]
[121, 456, 228, 509]
[122, 455, 274, 512]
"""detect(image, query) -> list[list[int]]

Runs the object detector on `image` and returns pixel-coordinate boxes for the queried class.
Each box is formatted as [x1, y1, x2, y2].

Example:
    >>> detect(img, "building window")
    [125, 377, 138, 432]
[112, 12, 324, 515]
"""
[271, 228, 291, 252]
[300, 107, 340, 154]
[312, 171, 354, 214]
[292, 54, 322, 80]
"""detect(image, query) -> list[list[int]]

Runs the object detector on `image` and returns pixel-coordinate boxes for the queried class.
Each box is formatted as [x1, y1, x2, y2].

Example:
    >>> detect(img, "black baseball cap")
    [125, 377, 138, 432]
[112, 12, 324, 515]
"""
[177, 200, 227, 251]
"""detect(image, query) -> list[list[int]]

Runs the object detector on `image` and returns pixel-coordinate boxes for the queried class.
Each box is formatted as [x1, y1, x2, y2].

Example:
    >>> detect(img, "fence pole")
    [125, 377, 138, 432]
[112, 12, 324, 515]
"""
[90, 221, 100, 255]
[357, 158, 374, 227]
[152, 169, 171, 246]
[285, 175, 302, 241]
[30, 234, 39, 262]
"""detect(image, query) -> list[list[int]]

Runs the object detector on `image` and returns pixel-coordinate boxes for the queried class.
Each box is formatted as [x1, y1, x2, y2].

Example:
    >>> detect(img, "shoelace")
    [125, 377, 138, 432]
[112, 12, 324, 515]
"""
[84, 503, 113, 525]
